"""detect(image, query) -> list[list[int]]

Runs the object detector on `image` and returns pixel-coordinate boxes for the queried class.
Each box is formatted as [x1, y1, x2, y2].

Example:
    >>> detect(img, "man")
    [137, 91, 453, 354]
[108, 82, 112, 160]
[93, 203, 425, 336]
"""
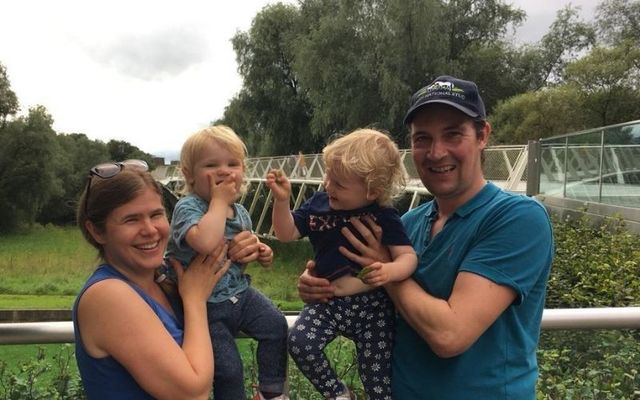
[298, 75, 554, 399]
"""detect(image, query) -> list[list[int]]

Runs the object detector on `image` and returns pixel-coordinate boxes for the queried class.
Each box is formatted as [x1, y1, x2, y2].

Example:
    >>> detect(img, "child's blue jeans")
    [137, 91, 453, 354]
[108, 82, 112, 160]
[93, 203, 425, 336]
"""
[207, 286, 288, 400]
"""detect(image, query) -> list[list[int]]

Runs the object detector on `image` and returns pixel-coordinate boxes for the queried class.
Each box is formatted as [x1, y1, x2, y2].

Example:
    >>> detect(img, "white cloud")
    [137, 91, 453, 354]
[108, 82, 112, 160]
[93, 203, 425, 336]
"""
[508, 0, 601, 43]
[0, 0, 602, 162]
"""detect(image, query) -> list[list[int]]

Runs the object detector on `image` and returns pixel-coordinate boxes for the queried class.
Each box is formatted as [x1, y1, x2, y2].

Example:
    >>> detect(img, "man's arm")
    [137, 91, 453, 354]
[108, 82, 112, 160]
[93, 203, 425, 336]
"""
[386, 272, 515, 358]
[340, 215, 516, 358]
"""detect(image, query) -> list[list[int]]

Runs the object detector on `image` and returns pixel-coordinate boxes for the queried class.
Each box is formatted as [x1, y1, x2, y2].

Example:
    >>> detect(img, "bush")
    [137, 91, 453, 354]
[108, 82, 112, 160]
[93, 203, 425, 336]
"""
[0, 345, 84, 400]
[536, 214, 640, 399]
[547, 214, 639, 308]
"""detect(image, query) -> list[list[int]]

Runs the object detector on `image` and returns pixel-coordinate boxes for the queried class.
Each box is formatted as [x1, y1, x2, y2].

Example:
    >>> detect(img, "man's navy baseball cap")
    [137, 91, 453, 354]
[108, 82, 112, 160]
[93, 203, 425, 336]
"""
[403, 75, 486, 126]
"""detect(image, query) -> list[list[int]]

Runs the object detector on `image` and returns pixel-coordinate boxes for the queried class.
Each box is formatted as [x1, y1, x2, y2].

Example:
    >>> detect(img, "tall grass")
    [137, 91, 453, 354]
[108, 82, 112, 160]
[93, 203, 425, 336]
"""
[0, 225, 312, 310]
[0, 226, 96, 299]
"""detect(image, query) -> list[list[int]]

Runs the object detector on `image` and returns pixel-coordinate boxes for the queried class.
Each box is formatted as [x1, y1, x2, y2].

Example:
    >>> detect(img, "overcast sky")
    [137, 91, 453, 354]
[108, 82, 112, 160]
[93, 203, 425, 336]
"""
[0, 0, 601, 162]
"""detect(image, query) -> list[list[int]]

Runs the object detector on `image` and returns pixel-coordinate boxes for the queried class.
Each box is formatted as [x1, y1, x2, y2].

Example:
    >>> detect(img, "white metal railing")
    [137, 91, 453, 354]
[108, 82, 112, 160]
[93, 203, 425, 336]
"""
[1, 307, 639, 345]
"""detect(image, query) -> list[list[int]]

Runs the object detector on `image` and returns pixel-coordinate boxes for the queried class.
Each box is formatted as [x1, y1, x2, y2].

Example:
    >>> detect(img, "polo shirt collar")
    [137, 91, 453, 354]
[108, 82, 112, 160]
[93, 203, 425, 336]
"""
[454, 181, 499, 218]
[431, 181, 499, 219]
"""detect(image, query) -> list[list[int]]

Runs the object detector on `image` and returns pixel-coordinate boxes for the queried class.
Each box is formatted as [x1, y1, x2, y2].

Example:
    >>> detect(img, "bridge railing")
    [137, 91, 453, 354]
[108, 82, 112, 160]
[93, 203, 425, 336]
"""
[1, 307, 639, 345]
[530, 120, 640, 208]
[153, 146, 529, 195]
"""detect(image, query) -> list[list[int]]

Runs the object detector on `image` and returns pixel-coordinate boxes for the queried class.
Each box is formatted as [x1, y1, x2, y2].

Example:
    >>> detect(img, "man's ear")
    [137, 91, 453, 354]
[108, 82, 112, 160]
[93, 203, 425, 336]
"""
[85, 220, 107, 245]
[479, 121, 492, 149]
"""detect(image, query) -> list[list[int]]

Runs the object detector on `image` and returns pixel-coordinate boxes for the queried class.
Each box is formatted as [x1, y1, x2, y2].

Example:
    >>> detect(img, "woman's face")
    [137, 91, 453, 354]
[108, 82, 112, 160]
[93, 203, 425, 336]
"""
[91, 187, 169, 275]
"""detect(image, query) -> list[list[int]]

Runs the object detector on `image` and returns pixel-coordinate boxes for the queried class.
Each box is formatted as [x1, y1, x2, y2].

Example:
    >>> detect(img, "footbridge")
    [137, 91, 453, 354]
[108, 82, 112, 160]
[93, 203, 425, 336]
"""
[152, 119, 640, 235]
[153, 145, 529, 236]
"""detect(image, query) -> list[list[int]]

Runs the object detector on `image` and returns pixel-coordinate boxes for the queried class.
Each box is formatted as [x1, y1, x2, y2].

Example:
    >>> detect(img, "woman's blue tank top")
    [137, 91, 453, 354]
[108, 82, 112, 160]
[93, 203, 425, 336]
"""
[72, 264, 183, 399]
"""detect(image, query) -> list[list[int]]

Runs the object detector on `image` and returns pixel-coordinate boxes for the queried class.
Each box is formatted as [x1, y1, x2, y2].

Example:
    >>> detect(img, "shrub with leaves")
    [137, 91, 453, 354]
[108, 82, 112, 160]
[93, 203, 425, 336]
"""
[536, 214, 640, 399]
[547, 214, 639, 308]
[0, 345, 84, 400]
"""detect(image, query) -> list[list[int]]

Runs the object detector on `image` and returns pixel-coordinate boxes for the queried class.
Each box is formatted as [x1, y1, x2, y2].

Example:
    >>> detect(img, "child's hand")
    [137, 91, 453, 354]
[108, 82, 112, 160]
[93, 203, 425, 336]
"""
[265, 169, 291, 202]
[358, 262, 390, 287]
[257, 243, 274, 268]
[209, 173, 238, 205]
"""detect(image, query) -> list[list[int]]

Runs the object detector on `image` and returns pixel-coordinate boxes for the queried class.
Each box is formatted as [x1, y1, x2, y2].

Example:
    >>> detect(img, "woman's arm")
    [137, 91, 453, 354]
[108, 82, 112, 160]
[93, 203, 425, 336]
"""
[77, 248, 230, 399]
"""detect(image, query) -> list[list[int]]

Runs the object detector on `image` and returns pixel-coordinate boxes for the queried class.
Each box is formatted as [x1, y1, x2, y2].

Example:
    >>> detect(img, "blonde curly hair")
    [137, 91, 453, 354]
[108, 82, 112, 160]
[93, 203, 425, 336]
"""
[322, 128, 407, 207]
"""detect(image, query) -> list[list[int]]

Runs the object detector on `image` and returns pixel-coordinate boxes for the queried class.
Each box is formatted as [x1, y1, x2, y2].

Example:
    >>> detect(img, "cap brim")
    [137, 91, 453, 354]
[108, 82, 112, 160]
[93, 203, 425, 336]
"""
[403, 99, 480, 126]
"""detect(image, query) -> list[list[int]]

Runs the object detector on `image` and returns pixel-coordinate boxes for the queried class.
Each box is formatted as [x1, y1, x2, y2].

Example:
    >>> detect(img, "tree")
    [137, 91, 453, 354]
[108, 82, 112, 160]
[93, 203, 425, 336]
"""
[221, 3, 319, 156]
[0, 62, 19, 128]
[564, 44, 640, 127]
[490, 43, 640, 144]
[106, 139, 155, 168]
[595, 0, 640, 46]
[222, 0, 531, 153]
[294, 0, 527, 143]
[37, 133, 111, 225]
[489, 85, 589, 144]
[0, 106, 59, 231]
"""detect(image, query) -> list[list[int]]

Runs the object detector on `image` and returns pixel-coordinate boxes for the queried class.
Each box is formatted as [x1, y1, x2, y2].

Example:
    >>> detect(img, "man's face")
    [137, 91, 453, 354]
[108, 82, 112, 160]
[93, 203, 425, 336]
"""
[409, 104, 490, 209]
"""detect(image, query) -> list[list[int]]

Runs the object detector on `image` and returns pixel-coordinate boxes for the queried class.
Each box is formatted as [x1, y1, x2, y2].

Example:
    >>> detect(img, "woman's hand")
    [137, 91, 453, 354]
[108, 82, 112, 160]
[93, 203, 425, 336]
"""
[171, 242, 231, 304]
[297, 261, 335, 303]
[227, 230, 261, 264]
[339, 215, 390, 266]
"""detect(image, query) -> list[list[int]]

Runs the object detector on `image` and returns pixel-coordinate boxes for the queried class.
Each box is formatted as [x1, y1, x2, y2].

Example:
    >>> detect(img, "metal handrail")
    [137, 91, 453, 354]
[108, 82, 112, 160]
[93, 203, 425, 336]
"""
[1, 307, 639, 345]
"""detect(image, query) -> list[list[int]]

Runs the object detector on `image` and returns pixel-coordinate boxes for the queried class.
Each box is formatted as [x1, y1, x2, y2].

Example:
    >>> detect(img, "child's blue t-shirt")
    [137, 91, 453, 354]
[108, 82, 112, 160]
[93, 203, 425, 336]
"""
[293, 191, 411, 280]
[165, 193, 251, 303]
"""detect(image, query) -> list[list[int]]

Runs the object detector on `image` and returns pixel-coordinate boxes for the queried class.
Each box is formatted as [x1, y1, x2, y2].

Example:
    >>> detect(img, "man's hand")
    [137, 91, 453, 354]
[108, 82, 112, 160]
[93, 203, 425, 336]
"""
[339, 215, 390, 265]
[297, 261, 335, 303]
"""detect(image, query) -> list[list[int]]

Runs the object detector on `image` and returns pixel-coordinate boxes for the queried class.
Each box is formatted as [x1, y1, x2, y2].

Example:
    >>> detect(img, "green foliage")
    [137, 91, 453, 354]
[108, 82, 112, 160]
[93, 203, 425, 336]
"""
[0, 106, 60, 232]
[535, 213, 640, 400]
[0, 62, 18, 126]
[547, 214, 639, 308]
[490, 85, 589, 144]
[564, 44, 640, 127]
[0, 345, 84, 400]
[225, 0, 533, 151]
[537, 330, 640, 399]
[222, 3, 320, 156]
[595, 0, 640, 46]
[490, 42, 640, 144]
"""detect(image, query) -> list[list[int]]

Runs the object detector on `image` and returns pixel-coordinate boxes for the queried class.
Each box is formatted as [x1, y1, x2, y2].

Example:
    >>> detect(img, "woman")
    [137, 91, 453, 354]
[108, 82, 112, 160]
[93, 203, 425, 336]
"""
[73, 159, 231, 399]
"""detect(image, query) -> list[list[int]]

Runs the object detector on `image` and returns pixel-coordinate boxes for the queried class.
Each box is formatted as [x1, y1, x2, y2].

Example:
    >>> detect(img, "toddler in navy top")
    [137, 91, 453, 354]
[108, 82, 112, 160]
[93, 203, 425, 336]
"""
[266, 128, 417, 400]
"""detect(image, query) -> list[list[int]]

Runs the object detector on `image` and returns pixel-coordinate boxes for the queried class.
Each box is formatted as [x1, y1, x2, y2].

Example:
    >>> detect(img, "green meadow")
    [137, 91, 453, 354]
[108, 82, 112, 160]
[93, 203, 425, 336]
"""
[0, 225, 309, 310]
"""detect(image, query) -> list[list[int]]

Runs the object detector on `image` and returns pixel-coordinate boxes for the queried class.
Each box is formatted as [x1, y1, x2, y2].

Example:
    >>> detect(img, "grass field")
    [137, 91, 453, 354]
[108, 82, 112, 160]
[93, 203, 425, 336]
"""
[0, 225, 311, 310]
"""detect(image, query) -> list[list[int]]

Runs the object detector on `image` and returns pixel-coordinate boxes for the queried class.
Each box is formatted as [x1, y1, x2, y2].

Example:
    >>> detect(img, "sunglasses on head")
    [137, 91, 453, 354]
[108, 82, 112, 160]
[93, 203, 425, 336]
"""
[84, 159, 149, 216]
